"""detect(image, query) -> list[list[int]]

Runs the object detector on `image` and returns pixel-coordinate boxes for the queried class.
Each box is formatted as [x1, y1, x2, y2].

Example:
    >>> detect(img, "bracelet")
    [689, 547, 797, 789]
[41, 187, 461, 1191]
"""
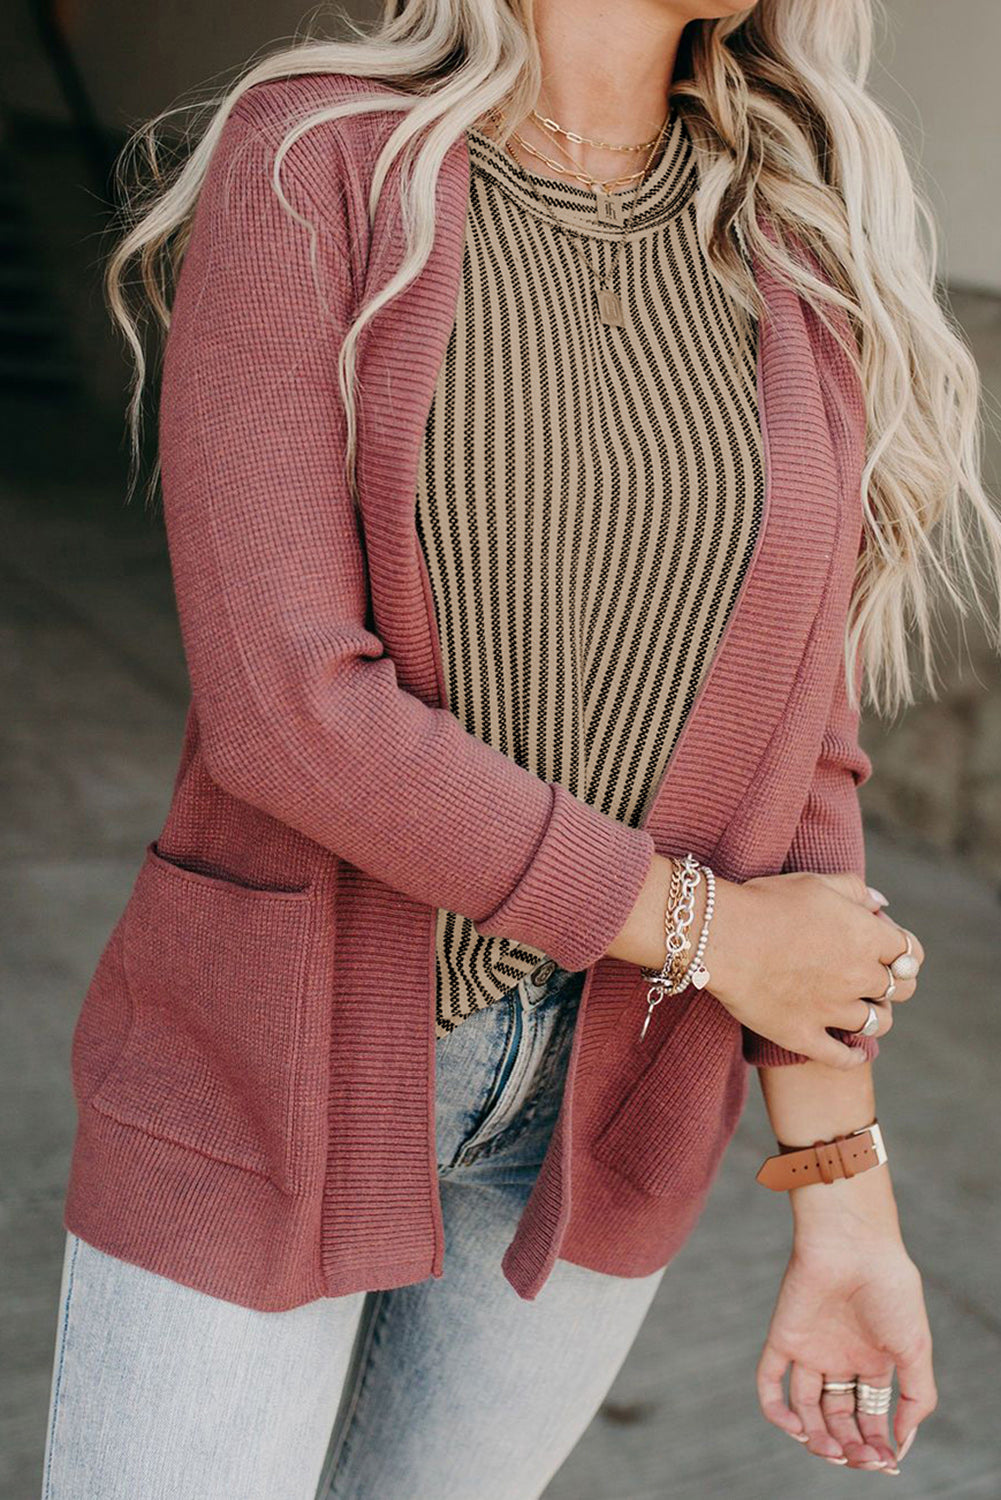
[661, 854, 684, 985]
[680, 863, 715, 991]
[640, 853, 701, 994]
[638, 852, 716, 1041]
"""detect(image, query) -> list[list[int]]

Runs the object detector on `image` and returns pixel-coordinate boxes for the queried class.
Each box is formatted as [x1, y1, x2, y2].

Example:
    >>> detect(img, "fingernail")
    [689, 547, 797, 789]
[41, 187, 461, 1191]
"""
[824, 1455, 848, 1465]
[897, 1430, 917, 1461]
[787, 1431, 810, 1443]
[879, 1465, 901, 1476]
[867, 886, 890, 906]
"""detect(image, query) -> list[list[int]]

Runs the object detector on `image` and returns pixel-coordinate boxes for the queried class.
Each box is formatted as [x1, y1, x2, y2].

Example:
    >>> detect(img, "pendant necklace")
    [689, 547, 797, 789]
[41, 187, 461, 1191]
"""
[489, 105, 672, 330]
[503, 129, 648, 222]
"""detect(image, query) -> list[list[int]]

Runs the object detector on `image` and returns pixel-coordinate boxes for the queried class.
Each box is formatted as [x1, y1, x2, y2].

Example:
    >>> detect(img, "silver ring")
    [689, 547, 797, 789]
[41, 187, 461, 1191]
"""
[877, 964, 897, 1002]
[890, 929, 920, 982]
[854, 1001, 881, 1037]
[821, 1379, 857, 1394]
[855, 1380, 894, 1414]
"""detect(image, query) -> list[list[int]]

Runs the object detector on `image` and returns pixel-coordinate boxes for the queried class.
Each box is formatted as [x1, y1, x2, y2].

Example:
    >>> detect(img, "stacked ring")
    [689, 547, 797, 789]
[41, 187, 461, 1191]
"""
[821, 1377, 894, 1414]
[856, 1381, 894, 1415]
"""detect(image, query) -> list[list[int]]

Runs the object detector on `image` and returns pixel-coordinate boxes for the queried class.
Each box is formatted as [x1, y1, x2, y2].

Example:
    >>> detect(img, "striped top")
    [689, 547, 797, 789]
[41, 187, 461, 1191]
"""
[416, 108, 765, 1037]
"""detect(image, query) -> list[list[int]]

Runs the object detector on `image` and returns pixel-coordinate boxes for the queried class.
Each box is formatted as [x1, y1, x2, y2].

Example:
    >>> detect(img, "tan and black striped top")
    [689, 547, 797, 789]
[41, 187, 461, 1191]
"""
[417, 109, 765, 1038]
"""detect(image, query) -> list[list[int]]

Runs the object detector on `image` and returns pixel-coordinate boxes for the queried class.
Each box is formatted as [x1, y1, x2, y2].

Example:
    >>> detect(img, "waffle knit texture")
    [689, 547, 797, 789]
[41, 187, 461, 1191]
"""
[63, 71, 877, 1312]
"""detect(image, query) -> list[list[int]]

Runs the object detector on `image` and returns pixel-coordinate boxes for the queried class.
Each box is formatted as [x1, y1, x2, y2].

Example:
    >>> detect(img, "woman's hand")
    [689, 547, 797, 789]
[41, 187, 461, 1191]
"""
[703, 870, 924, 1068]
[756, 1180, 937, 1473]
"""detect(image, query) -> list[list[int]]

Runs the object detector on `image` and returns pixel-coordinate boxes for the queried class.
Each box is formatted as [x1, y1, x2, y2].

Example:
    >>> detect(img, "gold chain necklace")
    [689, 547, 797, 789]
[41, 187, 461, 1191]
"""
[484, 106, 645, 196]
[493, 107, 671, 329]
[508, 127, 647, 193]
[530, 109, 662, 154]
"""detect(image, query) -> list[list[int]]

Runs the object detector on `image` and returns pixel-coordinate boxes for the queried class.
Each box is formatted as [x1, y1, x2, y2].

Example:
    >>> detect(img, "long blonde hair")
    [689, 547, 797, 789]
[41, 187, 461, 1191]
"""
[105, 0, 1001, 718]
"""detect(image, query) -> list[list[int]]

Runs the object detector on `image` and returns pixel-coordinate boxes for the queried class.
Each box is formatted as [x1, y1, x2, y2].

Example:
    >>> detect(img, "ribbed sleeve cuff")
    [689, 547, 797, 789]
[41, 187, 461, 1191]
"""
[741, 1025, 880, 1067]
[474, 782, 656, 972]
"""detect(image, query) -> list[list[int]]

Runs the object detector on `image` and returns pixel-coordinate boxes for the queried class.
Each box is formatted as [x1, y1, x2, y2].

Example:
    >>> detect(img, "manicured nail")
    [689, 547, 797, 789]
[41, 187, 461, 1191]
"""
[897, 1430, 917, 1461]
[824, 1455, 848, 1465]
[867, 886, 890, 906]
[879, 1465, 901, 1476]
[787, 1431, 810, 1443]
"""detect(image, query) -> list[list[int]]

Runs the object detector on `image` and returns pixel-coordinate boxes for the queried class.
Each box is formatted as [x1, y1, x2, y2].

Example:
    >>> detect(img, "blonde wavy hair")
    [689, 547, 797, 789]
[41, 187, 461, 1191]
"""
[106, 0, 1001, 718]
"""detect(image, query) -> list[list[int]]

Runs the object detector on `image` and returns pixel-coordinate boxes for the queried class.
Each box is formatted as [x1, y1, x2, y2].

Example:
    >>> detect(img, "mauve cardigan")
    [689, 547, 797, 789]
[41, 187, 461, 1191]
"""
[63, 71, 878, 1312]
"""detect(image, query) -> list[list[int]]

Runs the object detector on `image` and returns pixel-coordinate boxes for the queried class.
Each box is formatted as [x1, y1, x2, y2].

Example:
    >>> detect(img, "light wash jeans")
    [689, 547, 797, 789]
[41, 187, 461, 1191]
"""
[41, 962, 669, 1500]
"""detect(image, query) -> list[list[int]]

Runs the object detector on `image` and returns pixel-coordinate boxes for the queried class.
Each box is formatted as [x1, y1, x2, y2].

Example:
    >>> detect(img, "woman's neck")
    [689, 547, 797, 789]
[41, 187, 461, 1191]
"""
[478, 0, 686, 181]
[529, 0, 683, 145]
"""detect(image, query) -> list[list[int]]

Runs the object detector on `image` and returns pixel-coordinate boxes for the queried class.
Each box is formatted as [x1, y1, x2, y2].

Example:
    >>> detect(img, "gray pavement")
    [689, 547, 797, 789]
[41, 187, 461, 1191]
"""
[2, 432, 1000, 1498]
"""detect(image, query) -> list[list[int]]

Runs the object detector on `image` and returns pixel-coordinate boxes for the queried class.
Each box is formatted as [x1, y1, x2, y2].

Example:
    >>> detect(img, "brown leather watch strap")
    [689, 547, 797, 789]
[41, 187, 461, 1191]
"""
[756, 1121, 887, 1191]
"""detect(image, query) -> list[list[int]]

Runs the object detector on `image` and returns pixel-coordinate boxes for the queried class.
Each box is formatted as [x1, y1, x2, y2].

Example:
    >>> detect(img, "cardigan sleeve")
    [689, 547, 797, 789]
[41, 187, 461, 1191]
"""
[156, 96, 655, 975]
[740, 651, 880, 1067]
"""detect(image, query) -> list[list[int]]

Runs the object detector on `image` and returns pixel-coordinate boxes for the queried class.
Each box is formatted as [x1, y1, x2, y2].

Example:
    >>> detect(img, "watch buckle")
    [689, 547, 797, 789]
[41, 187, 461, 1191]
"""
[851, 1120, 887, 1166]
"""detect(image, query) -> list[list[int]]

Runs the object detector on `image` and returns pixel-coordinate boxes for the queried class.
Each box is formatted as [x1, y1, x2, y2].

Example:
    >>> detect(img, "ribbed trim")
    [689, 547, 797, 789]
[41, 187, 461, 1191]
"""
[474, 784, 656, 971]
[65, 1108, 438, 1311]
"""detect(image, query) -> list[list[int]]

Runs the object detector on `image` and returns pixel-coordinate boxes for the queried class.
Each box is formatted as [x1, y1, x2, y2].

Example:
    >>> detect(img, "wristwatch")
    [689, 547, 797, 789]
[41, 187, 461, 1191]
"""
[756, 1120, 887, 1191]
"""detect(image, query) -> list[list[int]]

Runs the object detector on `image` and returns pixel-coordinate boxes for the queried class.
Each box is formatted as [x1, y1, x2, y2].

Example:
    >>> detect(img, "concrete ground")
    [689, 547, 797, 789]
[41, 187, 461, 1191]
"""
[2, 400, 1000, 1498]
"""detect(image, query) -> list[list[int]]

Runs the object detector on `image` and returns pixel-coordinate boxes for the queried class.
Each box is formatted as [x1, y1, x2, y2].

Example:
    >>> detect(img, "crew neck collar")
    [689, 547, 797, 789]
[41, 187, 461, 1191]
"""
[465, 107, 697, 239]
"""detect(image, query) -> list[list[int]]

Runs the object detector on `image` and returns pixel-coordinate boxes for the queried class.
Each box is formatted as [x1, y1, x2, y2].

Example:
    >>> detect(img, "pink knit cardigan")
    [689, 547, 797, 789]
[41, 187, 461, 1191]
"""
[64, 72, 878, 1312]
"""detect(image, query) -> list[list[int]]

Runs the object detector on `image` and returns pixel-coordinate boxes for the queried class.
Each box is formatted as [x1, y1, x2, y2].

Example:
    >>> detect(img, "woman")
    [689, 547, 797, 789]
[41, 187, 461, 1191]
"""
[42, 0, 1000, 1495]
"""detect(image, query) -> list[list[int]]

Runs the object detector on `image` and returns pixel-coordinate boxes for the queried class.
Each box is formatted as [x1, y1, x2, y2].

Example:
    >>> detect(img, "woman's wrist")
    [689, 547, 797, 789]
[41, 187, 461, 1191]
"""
[605, 852, 727, 971]
[756, 1054, 902, 1235]
[604, 849, 749, 994]
[604, 852, 675, 967]
[790, 1160, 903, 1245]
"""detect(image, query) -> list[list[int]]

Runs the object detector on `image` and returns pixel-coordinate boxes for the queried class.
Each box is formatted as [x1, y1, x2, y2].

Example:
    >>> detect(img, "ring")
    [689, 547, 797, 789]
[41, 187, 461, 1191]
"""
[877, 964, 897, 1002]
[821, 1379, 857, 1394]
[890, 929, 921, 982]
[852, 1001, 881, 1037]
[855, 1380, 894, 1414]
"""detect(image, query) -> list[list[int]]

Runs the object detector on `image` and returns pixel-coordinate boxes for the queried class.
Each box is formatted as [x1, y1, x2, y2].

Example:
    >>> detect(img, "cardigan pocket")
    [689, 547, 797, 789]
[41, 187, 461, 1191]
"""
[589, 985, 745, 1199]
[83, 840, 327, 1195]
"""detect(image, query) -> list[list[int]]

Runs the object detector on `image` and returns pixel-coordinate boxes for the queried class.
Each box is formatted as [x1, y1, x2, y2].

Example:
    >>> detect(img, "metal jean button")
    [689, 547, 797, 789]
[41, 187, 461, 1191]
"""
[531, 959, 556, 985]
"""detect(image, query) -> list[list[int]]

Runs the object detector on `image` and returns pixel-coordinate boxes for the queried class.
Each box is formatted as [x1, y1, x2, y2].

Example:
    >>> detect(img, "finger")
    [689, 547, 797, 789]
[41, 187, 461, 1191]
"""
[837, 996, 895, 1038]
[755, 1342, 804, 1438]
[877, 914, 926, 968]
[824, 1403, 889, 1470]
[900, 924, 926, 967]
[812, 871, 874, 908]
[808, 1029, 873, 1069]
[876, 920, 924, 973]
[861, 960, 915, 1005]
[893, 1334, 938, 1454]
[789, 1364, 845, 1461]
[855, 1402, 899, 1469]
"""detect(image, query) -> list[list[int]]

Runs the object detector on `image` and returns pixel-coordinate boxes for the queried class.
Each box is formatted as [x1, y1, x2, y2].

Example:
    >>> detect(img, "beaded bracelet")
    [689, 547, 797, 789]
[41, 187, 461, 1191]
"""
[680, 863, 716, 991]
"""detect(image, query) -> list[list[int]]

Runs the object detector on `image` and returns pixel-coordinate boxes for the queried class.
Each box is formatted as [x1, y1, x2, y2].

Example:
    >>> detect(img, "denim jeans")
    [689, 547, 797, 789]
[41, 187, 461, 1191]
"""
[42, 962, 668, 1499]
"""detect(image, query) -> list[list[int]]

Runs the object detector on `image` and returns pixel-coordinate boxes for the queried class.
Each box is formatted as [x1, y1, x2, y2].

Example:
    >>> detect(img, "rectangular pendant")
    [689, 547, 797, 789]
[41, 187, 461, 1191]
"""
[597, 288, 624, 328]
[594, 187, 624, 226]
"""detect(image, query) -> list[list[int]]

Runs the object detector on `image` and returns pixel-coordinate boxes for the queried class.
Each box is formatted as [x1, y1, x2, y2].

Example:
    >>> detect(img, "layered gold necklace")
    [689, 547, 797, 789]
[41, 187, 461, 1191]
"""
[485, 103, 671, 329]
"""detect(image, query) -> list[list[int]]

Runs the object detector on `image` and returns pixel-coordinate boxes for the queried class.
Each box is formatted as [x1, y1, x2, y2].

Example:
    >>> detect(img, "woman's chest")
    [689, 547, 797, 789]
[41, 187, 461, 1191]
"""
[416, 191, 764, 580]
